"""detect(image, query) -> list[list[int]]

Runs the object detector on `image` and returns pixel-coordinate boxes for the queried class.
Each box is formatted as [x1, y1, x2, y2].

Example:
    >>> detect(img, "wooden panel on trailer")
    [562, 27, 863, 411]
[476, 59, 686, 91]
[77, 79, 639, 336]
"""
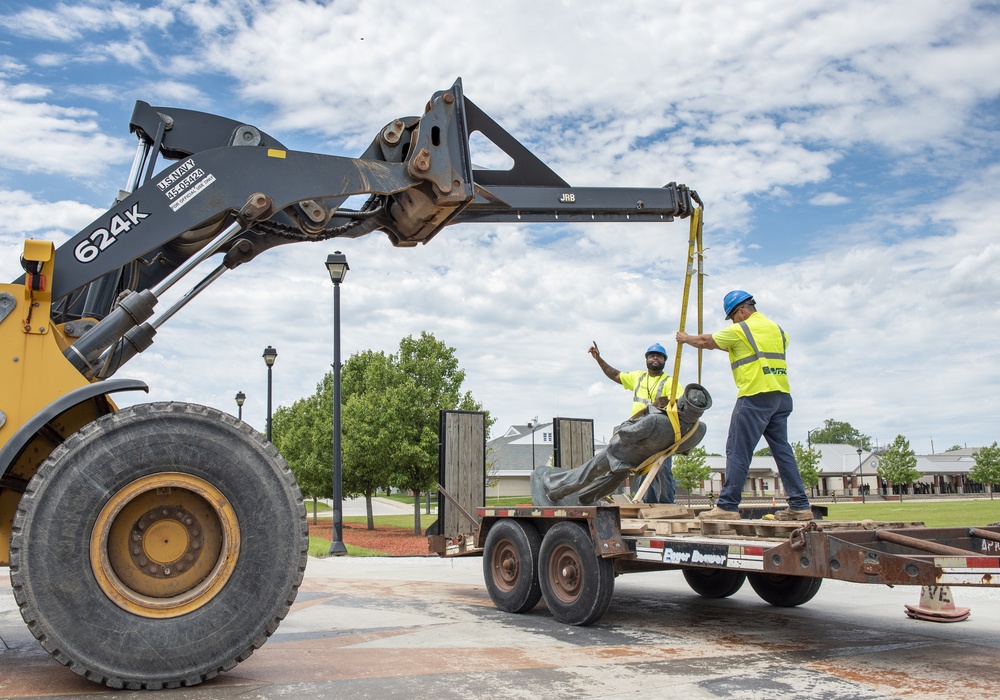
[438, 410, 486, 540]
[552, 417, 595, 470]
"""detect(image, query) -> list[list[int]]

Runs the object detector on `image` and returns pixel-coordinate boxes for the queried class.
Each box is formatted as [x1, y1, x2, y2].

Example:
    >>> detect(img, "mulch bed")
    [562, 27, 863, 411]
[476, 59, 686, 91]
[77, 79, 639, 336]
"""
[308, 520, 432, 556]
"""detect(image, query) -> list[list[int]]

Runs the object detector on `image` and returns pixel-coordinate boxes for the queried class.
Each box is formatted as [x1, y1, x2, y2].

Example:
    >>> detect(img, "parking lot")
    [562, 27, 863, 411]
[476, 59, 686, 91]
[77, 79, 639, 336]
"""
[3, 555, 999, 699]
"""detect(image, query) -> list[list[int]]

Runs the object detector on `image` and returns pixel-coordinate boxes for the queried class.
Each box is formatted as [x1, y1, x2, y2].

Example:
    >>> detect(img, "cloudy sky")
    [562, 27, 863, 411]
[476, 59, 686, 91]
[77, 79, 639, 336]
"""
[1, 0, 998, 456]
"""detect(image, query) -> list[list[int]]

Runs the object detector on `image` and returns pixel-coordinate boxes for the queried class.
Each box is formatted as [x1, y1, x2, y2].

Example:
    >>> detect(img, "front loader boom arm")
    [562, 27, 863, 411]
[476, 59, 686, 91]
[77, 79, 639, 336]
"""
[20, 78, 694, 381]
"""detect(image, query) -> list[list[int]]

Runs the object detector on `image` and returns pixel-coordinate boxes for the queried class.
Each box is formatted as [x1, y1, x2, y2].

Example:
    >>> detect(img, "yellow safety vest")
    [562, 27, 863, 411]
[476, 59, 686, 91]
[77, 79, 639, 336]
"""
[620, 370, 682, 416]
[721, 313, 790, 397]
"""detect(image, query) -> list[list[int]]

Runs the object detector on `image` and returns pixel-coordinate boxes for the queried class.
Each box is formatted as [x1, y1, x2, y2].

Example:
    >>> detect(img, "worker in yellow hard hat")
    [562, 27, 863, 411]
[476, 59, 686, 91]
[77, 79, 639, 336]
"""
[675, 290, 812, 521]
[589, 340, 683, 503]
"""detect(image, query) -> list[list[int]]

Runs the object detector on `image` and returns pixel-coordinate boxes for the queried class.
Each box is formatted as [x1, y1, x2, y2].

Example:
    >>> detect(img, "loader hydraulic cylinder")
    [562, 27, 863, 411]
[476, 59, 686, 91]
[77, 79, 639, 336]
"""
[64, 289, 156, 374]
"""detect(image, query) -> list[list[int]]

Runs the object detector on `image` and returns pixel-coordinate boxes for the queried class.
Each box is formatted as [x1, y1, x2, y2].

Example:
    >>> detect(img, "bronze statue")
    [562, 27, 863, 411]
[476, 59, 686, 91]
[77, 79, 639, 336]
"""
[531, 384, 712, 506]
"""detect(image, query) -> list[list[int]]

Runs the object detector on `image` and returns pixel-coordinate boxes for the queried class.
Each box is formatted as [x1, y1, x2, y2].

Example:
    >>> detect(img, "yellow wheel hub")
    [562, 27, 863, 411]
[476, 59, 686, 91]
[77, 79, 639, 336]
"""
[90, 473, 240, 618]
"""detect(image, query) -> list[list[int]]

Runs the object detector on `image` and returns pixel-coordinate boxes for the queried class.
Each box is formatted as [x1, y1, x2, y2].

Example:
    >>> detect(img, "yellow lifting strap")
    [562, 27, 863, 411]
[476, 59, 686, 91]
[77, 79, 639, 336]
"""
[631, 201, 705, 504]
[666, 202, 705, 442]
[630, 421, 704, 503]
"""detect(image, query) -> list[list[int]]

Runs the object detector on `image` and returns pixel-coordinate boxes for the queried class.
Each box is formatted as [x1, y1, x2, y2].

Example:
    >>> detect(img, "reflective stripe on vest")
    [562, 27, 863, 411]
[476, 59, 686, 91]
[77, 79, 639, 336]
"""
[730, 321, 788, 370]
[633, 372, 669, 405]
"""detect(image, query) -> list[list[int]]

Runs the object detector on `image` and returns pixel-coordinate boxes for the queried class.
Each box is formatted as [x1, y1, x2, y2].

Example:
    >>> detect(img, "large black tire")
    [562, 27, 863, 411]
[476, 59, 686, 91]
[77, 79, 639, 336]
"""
[682, 568, 747, 598]
[747, 572, 823, 607]
[8, 402, 308, 690]
[538, 521, 614, 626]
[483, 520, 543, 613]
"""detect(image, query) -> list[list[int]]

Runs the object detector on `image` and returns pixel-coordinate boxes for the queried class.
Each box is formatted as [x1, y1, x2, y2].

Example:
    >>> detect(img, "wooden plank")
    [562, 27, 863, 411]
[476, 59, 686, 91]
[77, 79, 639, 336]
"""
[649, 520, 703, 535]
[698, 520, 740, 536]
[637, 504, 694, 519]
[620, 520, 650, 535]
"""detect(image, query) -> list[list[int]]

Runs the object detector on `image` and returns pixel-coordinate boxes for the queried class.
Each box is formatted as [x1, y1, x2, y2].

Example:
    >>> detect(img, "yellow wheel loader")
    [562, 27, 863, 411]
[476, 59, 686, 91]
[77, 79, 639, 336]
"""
[0, 79, 695, 689]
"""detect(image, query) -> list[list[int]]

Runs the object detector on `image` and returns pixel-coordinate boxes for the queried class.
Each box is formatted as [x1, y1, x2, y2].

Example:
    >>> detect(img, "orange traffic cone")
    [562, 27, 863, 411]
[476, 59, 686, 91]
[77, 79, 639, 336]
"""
[904, 586, 970, 622]
[771, 495, 776, 507]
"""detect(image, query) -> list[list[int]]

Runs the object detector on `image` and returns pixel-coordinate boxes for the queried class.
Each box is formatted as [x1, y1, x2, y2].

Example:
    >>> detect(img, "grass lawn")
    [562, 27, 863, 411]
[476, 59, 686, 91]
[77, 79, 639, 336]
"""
[825, 499, 1000, 527]
[307, 535, 384, 557]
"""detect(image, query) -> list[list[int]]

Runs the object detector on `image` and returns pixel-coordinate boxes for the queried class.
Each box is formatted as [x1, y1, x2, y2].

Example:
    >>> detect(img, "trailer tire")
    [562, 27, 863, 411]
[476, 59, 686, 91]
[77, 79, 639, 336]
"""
[682, 568, 747, 598]
[8, 402, 308, 690]
[538, 521, 614, 626]
[747, 573, 823, 607]
[483, 520, 543, 613]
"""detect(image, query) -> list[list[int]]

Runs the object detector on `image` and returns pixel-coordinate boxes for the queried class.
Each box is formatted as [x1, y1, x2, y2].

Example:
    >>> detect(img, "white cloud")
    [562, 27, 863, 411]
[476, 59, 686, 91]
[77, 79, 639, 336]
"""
[0, 189, 104, 235]
[810, 192, 850, 206]
[0, 189, 106, 280]
[0, 79, 131, 176]
[0, 1, 174, 41]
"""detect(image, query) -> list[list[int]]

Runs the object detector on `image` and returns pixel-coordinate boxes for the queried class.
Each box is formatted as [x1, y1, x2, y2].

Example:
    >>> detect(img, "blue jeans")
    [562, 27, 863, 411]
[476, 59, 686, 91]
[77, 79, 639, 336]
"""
[633, 456, 674, 504]
[718, 392, 809, 512]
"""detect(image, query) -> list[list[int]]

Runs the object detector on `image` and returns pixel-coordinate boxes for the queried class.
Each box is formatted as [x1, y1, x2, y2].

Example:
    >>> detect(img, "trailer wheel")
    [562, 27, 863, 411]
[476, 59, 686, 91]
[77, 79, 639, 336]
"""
[538, 521, 614, 626]
[682, 568, 747, 598]
[747, 572, 823, 607]
[482, 520, 542, 613]
[8, 402, 308, 690]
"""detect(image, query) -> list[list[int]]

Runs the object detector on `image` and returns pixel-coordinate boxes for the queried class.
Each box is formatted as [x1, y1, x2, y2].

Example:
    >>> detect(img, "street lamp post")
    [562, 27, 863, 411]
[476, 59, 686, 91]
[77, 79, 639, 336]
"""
[857, 446, 866, 504]
[807, 427, 821, 449]
[235, 391, 246, 421]
[325, 251, 350, 557]
[528, 417, 538, 470]
[262, 346, 277, 441]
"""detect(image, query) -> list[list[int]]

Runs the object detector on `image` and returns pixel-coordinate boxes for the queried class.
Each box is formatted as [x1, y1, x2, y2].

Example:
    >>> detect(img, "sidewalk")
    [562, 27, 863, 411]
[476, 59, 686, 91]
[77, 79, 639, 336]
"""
[305, 495, 436, 518]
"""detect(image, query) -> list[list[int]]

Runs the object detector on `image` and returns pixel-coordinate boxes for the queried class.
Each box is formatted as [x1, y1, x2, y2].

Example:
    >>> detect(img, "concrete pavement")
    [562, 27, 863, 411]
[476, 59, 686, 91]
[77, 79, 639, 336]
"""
[3, 554, 1000, 699]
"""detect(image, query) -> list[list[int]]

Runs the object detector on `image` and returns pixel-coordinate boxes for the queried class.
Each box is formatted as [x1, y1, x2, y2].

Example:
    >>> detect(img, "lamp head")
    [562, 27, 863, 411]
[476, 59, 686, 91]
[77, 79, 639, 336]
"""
[262, 345, 278, 367]
[325, 251, 350, 284]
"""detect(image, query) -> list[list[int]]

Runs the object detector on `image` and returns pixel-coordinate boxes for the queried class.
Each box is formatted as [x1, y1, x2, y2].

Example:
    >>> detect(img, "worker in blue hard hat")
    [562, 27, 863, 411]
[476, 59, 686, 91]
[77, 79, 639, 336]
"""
[675, 290, 812, 521]
[588, 340, 683, 503]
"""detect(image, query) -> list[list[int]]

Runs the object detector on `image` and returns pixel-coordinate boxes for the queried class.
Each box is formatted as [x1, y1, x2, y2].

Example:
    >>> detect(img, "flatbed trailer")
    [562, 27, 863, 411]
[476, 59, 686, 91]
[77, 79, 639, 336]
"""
[429, 501, 1000, 626]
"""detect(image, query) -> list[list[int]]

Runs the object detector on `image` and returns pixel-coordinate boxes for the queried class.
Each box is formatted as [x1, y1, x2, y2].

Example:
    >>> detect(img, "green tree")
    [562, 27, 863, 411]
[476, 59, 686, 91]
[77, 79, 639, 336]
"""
[673, 447, 711, 506]
[877, 434, 921, 502]
[793, 441, 821, 497]
[391, 332, 491, 533]
[341, 351, 406, 529]
[808, 419, 872, 450]
[275, 352, 399, 530]
[754, 447, 772, 457]
[275, 334, 490, 535]
[970, 442, 1000, 500]
[272, 380, 333, 524]
[485, 444, 500, 491]
[946, 444, 964, 452]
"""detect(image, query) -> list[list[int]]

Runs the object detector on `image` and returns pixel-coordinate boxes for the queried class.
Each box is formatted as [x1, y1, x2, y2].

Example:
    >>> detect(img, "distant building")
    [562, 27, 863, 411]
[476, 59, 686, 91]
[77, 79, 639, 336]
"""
[487, 422, 607, 498]
[701, 444, 993, 498]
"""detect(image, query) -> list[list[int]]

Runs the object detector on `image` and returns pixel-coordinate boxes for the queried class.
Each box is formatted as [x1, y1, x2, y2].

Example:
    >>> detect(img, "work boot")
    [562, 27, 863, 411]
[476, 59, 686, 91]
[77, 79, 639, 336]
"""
[698, 506, 741, 520]
[773, 507, 813, 521]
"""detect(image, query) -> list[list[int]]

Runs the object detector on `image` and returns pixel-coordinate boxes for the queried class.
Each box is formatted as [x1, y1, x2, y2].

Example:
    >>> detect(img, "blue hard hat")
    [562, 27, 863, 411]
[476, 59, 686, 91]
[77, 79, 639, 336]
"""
[645, 343, 667, 358]
[723, 290, 754, 319]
